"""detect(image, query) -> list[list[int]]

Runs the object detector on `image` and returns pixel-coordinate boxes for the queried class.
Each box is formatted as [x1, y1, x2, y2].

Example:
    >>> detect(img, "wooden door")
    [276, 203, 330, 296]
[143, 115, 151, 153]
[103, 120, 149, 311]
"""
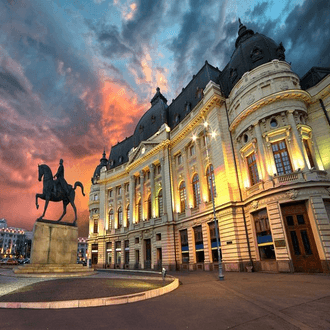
[282, 202, 322, 273]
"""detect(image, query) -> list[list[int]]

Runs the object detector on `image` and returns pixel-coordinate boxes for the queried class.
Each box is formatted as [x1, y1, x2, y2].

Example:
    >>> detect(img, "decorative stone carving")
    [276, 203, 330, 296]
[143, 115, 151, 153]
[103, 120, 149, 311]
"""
[247, 94, 255, 105]
[251, 200, 259, 209]
[286, 189, 298, 200]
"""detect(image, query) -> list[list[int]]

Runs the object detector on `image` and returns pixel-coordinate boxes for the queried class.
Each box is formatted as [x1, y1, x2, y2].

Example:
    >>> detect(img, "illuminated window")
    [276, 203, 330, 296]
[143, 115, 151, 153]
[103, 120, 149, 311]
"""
[179, 181, 186, 213]
[109, 209, 114, 230]
[192, 174, 200, 208]
[158, 189, 163, 217]
[206, 164, 216, 200]
[253, 209, 275, 260]
[303, 139, 315, 168]
[272, 140, 292, 175]
[247, 153, 260, 185]
[117, 207, 122, 228]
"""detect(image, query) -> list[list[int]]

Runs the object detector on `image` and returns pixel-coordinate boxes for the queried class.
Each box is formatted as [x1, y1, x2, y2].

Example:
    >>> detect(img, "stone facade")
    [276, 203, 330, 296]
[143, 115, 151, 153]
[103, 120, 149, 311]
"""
[88, 23, 330, 273]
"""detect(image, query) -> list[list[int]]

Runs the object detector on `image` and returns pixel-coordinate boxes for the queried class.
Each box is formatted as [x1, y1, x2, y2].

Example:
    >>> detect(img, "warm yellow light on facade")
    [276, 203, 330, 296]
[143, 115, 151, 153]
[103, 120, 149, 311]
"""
[192, 135, 197, 141]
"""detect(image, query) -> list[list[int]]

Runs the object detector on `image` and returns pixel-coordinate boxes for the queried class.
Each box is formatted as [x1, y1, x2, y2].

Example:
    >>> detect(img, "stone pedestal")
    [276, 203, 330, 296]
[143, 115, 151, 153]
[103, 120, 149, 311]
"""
[15, 220, 93, 274]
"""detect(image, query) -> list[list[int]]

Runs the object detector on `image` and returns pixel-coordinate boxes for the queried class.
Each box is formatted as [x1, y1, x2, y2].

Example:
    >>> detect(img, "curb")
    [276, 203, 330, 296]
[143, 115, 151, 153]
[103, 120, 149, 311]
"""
[0, 277, 179, 309]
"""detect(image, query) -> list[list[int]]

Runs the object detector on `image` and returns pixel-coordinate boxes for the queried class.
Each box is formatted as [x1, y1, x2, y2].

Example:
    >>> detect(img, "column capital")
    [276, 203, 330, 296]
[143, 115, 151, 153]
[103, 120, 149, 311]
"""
[149, 163, 155, 170]
[139, 170, 145, 177]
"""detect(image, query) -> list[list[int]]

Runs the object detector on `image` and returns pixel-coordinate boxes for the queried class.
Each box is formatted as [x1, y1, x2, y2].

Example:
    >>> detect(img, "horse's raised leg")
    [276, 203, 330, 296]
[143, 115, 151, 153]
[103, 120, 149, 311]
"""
[35, 193, 43, 209]
[38, 197, 49, 220]
[57, 200, 68, 222]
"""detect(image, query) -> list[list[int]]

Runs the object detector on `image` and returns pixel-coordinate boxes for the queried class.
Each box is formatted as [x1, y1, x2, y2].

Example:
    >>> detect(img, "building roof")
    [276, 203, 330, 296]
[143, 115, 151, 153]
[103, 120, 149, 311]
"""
[300, 67, 330, 90]
[219, 20, 286, 97]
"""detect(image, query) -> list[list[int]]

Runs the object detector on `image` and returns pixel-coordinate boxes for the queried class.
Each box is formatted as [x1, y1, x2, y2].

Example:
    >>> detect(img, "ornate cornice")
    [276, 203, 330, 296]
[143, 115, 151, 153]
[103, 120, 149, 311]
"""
[229, 89, 311, 131]
[170, 93, 224, 145]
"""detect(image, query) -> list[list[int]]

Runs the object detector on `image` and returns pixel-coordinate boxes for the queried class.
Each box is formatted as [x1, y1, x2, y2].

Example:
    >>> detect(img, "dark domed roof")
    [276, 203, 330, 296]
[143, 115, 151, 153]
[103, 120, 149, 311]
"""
[220, 20, 286, 97]
[92, 151, 108, 184]
[132, 87, 168, 147]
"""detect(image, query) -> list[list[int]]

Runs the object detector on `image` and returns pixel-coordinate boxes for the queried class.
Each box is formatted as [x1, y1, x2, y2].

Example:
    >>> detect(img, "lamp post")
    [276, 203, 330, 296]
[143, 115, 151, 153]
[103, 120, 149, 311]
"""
[203, 122, 224, 281]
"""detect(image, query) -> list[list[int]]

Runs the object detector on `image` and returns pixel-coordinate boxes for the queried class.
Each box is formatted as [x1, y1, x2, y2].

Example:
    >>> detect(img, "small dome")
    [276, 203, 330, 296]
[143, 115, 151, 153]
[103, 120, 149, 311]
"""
[221, 20, 286, 96]
[92, 150, 108, 184]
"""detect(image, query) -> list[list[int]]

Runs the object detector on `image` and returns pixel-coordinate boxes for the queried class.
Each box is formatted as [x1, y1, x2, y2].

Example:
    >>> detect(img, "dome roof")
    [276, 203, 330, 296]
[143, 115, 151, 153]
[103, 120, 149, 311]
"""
[220, 20, 286, 96]
[132, 87, 168, 147]
[92, 151, 108, 184]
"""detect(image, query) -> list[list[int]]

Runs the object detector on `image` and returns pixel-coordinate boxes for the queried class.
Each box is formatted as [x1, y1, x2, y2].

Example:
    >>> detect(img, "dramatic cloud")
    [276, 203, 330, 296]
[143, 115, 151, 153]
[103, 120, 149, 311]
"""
[0, 0, 329, 235]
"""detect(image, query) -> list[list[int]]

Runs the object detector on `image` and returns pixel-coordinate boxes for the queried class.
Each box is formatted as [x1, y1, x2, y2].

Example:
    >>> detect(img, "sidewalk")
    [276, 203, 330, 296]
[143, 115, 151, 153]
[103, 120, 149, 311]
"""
[0, 270, 329, 330]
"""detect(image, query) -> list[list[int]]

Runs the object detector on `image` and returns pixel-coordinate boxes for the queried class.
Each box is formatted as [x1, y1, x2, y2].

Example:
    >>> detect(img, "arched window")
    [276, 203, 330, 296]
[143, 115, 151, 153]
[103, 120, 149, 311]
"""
[158, 189, 163, 217]
[109, 209, 114, 230]
[117, 207, 122, 228]
[137, 199, 142, 223]
[206, 165, 216, 201]
[179, 181, 186, 213]
[147, 194, 152, 220]
[126, 204, 130, 227]
[192, 174, 200, 208]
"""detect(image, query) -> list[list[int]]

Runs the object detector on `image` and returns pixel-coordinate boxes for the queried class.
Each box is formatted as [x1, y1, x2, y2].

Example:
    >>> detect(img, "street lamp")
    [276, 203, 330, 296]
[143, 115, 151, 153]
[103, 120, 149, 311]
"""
[203, 121, 224, 281]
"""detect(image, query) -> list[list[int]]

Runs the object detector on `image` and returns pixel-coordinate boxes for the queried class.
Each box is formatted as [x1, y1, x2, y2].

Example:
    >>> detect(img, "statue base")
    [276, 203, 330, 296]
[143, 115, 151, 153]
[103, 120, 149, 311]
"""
[15, 220, 93, 275]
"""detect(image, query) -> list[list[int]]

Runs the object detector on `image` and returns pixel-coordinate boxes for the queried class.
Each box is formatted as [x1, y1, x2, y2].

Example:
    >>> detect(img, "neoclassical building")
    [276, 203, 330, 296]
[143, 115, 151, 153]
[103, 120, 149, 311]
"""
[88, 21, 330, 273]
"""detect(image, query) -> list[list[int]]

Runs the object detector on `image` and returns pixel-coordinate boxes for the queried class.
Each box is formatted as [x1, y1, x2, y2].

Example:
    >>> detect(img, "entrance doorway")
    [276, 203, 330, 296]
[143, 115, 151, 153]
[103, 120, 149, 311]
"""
[282, 202, 322, 273]
[144, 239, 151, 269]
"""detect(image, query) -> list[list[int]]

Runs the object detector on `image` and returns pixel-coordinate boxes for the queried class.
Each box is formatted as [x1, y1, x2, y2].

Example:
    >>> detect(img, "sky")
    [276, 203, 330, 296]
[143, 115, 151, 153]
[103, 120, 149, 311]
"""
[0, 0, 329, 236]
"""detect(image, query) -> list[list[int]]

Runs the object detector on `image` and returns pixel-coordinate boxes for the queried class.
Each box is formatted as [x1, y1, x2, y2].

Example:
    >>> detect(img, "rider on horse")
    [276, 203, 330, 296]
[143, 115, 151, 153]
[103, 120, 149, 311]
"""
[53, 159, 70, 197]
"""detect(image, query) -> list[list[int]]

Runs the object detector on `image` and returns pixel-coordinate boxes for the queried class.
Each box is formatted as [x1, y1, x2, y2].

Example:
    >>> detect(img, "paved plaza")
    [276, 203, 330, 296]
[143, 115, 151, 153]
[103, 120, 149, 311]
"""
[0, 269, 329, 330]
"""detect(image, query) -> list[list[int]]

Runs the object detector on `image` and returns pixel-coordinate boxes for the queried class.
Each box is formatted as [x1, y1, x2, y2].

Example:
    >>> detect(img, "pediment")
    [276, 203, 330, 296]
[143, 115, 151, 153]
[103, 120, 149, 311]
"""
[129, 141, 159, 164]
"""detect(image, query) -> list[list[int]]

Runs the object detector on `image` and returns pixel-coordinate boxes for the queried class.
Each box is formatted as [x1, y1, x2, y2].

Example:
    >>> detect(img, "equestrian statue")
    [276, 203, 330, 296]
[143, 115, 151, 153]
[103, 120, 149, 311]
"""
[35, 159, 85, 225]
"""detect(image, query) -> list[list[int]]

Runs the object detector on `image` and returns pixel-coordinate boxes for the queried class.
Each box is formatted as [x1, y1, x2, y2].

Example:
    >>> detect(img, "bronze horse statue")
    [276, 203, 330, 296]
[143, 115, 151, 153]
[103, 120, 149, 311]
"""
[35, 164, 85, 225]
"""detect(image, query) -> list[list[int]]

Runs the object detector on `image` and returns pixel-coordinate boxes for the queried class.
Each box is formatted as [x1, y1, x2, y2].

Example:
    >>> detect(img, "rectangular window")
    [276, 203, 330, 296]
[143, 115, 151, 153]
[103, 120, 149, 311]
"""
[190, 145, 195, 157]
[272, 140, 292, 175]
[177, 154, 182, 165]
[117, 186, 121, 195]
[194, 226, 204, 263]
[253, 209, 275, 260]
[108, 190, 113, 198]
[303, 139, 315, 168]
[180, 229, 189, 263]
[247, 153, 260, 185]
[93, 219, 98, 233]
[209, 221, 221, 262]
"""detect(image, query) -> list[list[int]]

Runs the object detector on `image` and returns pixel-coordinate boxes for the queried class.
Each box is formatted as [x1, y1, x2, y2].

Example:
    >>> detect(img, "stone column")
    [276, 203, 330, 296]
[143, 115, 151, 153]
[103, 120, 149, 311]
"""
[120, 240, 125, 268]
[129, 175, 135, 227]
[195, 137, 207, 208]
[160, 158, 167, 218]
[149, 164, 155, 218]
[183, 148, 192, 216]
[287, 110, 308, 171]
[188, 227, 196, 270]
[140, 170, 145, 221]
[121, 184, 126, 228]
[254, 121, 272, 181]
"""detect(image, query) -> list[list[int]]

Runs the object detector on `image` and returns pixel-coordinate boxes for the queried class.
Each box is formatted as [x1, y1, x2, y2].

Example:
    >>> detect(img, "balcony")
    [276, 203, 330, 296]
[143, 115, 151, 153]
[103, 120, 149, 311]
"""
[245, 169, 329, 197]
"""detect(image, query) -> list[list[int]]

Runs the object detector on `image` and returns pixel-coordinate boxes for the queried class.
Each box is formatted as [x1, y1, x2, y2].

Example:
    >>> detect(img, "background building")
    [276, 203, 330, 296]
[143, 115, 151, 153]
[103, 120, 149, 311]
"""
[77, 237, 88, 263]
[88, 21, 330, 273]
[0, 219, 32, 258]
